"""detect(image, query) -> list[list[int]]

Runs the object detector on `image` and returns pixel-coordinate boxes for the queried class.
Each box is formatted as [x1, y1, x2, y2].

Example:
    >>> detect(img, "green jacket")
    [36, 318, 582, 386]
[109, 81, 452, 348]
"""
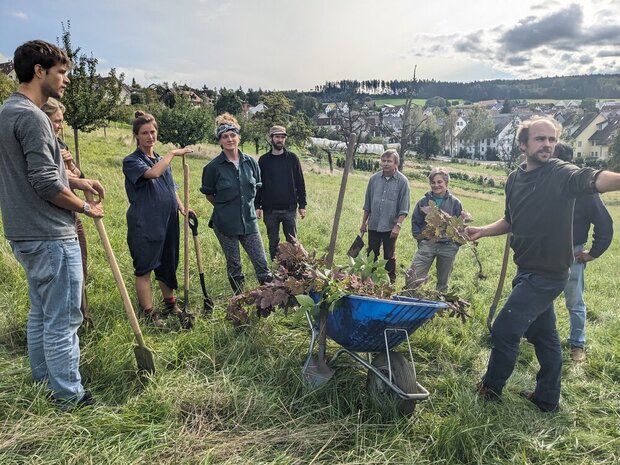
[201, 151, 262, 236]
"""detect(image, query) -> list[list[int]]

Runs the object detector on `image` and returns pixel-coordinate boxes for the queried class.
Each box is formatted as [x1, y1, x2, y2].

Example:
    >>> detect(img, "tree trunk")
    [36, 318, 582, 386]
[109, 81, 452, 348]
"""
[73, 127, 81, 169]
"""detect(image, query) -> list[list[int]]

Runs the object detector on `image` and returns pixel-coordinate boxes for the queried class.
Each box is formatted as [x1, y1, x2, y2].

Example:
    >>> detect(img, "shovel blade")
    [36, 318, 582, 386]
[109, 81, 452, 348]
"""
[347, 235, 365, 258]
[302, 356, 335, 389]
[134, 345, 156, 375]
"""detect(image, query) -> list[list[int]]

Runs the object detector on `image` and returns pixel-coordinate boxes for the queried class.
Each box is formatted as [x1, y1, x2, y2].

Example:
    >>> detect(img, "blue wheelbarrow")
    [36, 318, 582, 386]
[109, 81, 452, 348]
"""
[303, 294, 447, 414]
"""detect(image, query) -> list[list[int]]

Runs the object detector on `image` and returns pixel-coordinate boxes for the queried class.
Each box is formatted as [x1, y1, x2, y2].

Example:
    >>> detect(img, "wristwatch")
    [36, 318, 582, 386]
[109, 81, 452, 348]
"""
[82, 201, 91, 215]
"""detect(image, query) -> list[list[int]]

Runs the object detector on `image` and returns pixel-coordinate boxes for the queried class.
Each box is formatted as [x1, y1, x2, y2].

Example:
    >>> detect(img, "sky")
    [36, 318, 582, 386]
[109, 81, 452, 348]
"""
[1, 0, 619, 91]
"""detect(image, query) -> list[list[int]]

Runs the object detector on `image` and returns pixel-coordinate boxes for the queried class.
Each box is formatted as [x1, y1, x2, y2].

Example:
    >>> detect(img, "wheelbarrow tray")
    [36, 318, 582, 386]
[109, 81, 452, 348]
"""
[312, 294, 447, 353]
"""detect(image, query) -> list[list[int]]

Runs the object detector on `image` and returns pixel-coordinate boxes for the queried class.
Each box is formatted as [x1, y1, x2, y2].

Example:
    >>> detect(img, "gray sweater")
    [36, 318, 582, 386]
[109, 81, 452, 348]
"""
[0, 93, 75, 240]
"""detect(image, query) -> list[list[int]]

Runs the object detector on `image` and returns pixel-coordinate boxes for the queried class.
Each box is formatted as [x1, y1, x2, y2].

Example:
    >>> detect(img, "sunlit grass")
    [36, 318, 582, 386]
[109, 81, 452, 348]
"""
[1, 126, 619, 464]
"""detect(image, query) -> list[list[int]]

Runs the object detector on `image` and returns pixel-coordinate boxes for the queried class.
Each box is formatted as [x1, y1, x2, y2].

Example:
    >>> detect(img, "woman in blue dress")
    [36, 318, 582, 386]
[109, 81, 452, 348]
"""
[123, 111, 192, 327]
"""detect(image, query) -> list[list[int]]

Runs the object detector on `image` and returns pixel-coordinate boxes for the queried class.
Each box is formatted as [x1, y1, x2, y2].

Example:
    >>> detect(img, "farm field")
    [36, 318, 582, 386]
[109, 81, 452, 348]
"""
[1, 127, 619, 464]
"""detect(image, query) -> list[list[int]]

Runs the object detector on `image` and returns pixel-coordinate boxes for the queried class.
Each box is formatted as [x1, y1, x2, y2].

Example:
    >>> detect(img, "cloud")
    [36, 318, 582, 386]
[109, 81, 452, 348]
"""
[11, 11, 28, 20]
[405, 2, 620, 79]
[499, 4, 583, 53]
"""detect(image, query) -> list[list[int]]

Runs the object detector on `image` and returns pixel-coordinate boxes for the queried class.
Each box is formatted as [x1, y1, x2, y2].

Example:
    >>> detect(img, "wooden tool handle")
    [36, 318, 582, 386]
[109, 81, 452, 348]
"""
[183, 156, 190, 296]
[326, 133, 357, 267]
[85, 193, 147, 347]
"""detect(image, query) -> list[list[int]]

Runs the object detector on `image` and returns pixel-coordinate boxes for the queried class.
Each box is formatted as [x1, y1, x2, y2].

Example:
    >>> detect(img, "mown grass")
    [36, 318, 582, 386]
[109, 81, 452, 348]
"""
[1, 127, 619, 464]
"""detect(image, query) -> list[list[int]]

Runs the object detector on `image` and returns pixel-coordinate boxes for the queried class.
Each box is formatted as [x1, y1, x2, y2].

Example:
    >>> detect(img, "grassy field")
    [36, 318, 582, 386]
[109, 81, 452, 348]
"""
[1, 127, 619, 464]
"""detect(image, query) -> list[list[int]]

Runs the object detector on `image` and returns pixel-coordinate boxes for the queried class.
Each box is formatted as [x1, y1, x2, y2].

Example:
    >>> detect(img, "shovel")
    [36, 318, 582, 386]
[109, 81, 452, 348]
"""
[86, 193, 155, 375]
[303, 133, 357, 388]
[347, 231, 365, 258]
[487, 234, 511, 333]
[188, 211, 214, 315]
[179, 154, 195, 329]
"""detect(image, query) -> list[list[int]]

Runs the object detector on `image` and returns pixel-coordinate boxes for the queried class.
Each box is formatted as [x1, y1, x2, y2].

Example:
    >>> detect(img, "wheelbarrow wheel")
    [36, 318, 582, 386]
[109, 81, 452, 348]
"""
[367, 351, 417, 415]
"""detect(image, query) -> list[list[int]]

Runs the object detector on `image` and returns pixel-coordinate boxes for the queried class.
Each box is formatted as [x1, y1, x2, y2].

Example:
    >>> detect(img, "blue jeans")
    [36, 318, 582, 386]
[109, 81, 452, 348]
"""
[563, 244, 586, 348]
[482, 270, 567, 407]
[11, 238, 85, 401]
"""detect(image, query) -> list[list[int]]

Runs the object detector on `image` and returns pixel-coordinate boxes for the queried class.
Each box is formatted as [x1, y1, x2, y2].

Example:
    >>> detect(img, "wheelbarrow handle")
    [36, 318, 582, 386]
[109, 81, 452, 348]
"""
[188, 211, 199, 237]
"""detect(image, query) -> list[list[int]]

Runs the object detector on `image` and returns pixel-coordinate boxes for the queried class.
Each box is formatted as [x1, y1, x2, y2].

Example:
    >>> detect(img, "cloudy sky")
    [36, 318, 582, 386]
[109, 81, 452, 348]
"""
[1, 0, 618, 90]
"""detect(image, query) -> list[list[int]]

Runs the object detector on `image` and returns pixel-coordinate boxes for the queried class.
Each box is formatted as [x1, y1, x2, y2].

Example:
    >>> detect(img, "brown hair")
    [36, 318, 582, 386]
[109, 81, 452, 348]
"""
[14, 40, 70, 83]
[516, 116, 562, 145]
[41, 97, 66, 119]
[132, 110, 157, 135]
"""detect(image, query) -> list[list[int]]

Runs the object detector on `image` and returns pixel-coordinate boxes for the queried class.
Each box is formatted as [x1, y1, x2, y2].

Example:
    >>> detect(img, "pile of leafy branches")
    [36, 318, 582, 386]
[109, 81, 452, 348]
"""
[226, 238, 472, 326]
[419, 201, 485, 280]
[226, 241, 393, 326]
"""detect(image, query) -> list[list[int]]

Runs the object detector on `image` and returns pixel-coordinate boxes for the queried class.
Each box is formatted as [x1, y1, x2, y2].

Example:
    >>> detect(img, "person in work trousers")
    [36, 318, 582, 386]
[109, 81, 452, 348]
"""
[201, 112, 272, 294]
[123, 111, 193, 328]
[255, 125, 307, 260]
[360, 149, 410, 283]
[406, 167, 464, 293]
[466, 116, 620, 413]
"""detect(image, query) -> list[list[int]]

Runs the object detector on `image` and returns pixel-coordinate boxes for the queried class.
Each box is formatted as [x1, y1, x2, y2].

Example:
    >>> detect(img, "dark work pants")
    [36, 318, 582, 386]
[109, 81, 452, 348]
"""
[263, 209, 297, 260]
[367, 230, 397, 282]
[482, 270, 566, 408]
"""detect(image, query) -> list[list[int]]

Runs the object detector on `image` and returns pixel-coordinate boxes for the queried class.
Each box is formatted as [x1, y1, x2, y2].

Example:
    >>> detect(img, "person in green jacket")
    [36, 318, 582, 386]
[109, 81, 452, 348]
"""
[201, 113, 272, 294]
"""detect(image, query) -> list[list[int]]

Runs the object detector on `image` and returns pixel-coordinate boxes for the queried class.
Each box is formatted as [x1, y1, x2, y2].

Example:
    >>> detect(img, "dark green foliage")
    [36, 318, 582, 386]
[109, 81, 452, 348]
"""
[153, 98, 212, 147]
[214, 88, 242, 115]
[607, 132, 620, 172]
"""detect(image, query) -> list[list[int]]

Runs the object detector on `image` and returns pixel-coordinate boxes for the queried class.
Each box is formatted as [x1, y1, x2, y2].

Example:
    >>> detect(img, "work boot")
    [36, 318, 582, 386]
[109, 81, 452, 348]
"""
[142, 308, 165, 328]
[228, 276, 245, 295]
[520, 390, 559, 413]
[570, 346, 586, 362]
[162, 297, 182, 316]
[475, 382, 501, 401]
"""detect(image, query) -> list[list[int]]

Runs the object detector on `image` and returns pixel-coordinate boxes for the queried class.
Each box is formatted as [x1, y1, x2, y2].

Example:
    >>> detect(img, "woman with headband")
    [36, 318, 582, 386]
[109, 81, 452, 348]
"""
[201, 112, 272, 294]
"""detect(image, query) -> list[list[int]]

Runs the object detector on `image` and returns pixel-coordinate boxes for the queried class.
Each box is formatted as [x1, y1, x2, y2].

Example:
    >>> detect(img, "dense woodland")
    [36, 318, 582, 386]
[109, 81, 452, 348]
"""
[310, 74, 620, 101]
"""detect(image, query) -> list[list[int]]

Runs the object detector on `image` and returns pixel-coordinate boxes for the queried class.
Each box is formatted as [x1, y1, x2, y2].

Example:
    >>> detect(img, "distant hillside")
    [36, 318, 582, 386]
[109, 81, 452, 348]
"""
[311, 74, 620, 101]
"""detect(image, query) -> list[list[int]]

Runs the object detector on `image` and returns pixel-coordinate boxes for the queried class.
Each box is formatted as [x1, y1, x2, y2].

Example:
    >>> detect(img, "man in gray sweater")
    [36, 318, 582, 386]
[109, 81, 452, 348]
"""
[0, 40, 105, 409]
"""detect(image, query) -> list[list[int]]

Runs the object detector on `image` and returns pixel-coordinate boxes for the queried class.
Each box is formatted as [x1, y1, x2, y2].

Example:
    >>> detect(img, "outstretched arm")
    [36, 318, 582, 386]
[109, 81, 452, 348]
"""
[595, 171, 620, 193]
[464, 218, 511, 241]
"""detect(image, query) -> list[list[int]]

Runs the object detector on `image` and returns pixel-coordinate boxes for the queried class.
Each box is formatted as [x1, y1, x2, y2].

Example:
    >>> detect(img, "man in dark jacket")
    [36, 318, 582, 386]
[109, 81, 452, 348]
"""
[553, 143, 613, 362]
[255, 125, 307, 260]
[466, 116, 620, 413]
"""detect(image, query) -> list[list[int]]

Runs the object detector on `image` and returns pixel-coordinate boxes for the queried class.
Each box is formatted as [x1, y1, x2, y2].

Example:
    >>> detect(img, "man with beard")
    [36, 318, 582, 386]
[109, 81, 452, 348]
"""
[466, 116, 620, 412]
[255, 125, 307, 260]
[0, 40, 105, 409]
[360, 149, 410, 283]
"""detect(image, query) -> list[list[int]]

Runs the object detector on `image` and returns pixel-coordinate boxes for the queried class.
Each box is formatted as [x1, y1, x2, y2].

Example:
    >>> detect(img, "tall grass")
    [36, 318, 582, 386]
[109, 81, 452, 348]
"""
[0, 127, 619, 464]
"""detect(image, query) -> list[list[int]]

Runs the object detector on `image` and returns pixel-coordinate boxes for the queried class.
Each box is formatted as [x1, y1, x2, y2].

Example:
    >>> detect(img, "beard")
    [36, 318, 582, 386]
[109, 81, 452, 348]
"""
[272, 142, 284, 151]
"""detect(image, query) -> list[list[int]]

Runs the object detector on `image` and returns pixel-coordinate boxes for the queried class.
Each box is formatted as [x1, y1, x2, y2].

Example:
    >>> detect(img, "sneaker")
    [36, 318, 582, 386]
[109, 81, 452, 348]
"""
[570, 346, 586, 362]
[519, 390, 559, 413]
[143, 308, 166, 328]
[475, 382, 501, 401]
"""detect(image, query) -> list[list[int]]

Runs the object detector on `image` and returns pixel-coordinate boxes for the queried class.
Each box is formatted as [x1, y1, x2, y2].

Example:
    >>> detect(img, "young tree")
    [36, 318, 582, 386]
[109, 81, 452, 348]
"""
[416, 127, 441, 159]
[459, 106, 494, 158]
[154, 98, 213, 147]
[60, 21, 124, 166]
[215, 88, 242, 116]
[608, 131, 620, 172]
